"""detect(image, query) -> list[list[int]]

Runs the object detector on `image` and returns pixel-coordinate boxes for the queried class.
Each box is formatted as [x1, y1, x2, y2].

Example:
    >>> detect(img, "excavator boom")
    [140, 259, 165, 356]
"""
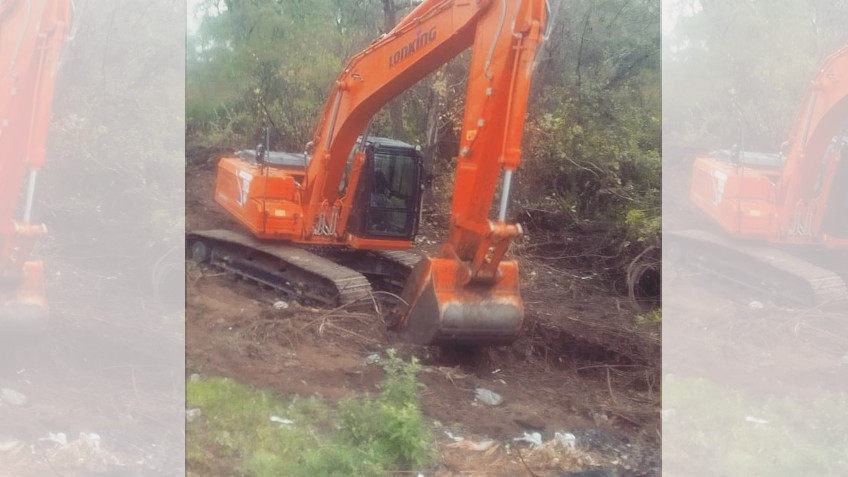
[0, 0, 73, 330]
[395, 0, 546, 345]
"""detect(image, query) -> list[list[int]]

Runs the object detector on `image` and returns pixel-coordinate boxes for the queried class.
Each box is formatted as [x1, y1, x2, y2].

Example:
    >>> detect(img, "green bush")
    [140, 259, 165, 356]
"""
[187, 351, 431, 477]
[625, 209, 661, 244]
[339, 349, 430, 469]
[635, 309, 661, 324]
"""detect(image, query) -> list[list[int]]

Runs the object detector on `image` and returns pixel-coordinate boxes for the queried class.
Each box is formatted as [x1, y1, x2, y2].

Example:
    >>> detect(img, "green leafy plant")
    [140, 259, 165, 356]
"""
[635, 309, 661, 324]
[339, 349, 430, 469]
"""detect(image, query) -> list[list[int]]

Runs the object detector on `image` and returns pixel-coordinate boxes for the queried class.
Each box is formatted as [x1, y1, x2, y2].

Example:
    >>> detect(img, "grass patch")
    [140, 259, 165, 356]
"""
[187, 350, 430, 477]
[663, 377, 848, 476]
[635, 309, 661, 324]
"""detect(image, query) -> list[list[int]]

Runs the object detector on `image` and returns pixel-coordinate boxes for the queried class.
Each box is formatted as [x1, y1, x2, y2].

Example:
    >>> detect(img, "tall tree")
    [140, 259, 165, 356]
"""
[663, 0, 848, 157]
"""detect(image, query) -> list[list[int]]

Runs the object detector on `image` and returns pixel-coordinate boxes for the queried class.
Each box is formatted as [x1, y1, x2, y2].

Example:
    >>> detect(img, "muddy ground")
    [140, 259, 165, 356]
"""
[185, 160, 661, 476]
[0, 256, 185, 476]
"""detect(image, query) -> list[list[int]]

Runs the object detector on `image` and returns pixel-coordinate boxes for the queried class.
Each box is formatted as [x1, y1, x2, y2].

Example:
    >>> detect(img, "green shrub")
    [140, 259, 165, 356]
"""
[635, 309, 661, 324]
[187, 351, 431, 477]
[625, 209, 661, 243]
[339, 349, 430, 469]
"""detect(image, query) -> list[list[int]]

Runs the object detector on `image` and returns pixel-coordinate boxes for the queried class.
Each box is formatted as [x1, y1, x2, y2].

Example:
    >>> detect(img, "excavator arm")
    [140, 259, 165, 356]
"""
[299, 0, 547, 345]
[0, 0, 73, 329]
[303, 0, 546, 256]
[398, 0, 546, 345]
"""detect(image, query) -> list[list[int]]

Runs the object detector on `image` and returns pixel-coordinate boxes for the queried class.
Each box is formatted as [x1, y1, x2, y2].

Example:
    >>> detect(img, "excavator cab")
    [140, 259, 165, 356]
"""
[821, 135, 848, 240]
[346, 138, 423, 241]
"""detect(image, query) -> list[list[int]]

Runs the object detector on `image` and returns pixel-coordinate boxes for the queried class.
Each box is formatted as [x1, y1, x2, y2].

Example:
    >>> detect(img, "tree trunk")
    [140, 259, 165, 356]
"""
[382, 0, 406, 140]
[422, 88, 440, 184]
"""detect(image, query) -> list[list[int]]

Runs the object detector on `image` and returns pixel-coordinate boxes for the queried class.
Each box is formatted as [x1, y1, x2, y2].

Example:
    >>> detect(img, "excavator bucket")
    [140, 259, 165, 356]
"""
[0, 261, 48, 332]
[394, 257, 523, 346]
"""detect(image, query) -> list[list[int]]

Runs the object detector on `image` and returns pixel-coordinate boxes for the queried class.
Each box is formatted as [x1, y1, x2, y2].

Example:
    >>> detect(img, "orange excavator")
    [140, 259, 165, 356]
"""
[0, 0, 73, 331]
[675, 44, 848, 305]
[188, 0, 548, 345]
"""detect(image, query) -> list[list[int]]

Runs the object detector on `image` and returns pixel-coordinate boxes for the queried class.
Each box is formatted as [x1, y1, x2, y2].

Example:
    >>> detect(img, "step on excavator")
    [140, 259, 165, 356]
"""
[188, 0, 548, 346]
[0, 0, 73, 331]
[671, 44, 848, 306]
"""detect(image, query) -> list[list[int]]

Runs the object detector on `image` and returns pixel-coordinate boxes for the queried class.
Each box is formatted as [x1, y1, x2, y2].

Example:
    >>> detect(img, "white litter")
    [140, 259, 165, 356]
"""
[744, 416, 769, 425]
[186, 408, 202, 422]
[0, 388, 27, 406]
[38, 432, 68, 448]
[554, 432, 577, 450]
[447, 439, 497, 451]
[513, 431, 543, 448]
[79, 432, 101, 451]
[270, 415, 294, 426]
[475, 387, 503, 406]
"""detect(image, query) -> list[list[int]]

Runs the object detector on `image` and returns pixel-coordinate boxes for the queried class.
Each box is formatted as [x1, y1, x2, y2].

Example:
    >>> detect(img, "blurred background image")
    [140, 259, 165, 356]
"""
[0, 1, 185, 475]
[663, 1, 848, 475]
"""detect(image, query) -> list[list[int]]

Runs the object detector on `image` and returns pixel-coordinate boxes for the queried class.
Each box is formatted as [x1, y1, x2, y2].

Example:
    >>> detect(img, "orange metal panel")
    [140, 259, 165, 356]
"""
[345, 234, 412, 251]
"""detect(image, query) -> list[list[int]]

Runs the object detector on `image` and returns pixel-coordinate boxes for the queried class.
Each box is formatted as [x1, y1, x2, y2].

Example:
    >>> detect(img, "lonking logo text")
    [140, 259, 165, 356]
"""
[389, 27, 437, 67]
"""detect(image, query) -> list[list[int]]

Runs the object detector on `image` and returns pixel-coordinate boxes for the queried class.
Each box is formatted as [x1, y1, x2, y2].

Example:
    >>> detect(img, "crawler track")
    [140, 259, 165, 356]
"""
[186, 229, 422, 307]
[667, 229, 848, 307]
